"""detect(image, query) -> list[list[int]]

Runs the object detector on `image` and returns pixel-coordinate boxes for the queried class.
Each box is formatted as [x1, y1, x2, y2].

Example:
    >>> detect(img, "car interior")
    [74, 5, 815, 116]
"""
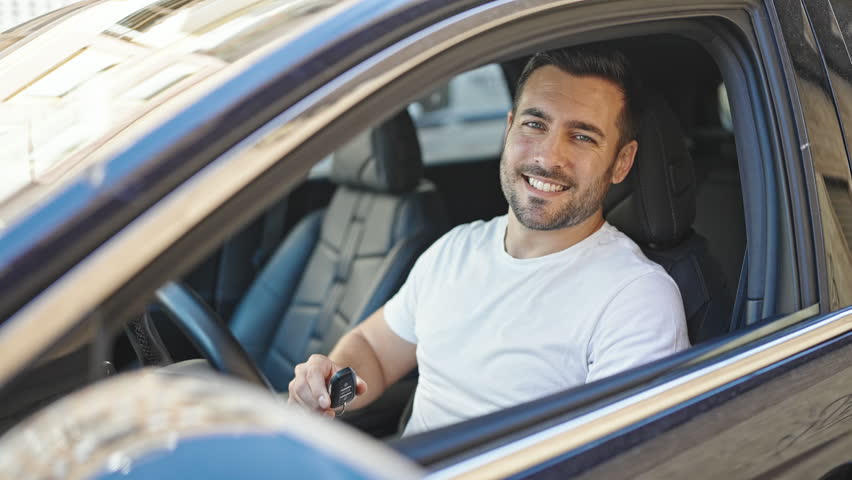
[0, 32, 748, 441]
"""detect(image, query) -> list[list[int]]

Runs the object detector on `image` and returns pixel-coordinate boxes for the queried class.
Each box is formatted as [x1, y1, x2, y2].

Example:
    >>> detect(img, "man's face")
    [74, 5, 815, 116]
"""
[500, 66, 637, 231]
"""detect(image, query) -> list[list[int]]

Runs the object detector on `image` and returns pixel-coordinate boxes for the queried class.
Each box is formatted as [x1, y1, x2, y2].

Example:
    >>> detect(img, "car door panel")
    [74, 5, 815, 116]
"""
[569, 309, 852, 479]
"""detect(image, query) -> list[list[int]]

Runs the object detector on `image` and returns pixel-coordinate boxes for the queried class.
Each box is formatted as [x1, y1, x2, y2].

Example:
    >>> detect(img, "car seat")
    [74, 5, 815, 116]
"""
[229, 110, 448, 391]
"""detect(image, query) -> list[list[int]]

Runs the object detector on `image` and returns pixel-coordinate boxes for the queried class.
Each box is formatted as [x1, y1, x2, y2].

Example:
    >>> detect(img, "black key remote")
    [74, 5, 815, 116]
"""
[328, 367, 357, 408]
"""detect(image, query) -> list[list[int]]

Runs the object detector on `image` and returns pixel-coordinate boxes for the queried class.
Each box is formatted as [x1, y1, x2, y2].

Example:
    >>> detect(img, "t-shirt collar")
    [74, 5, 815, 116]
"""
[496, 214, 612, 267]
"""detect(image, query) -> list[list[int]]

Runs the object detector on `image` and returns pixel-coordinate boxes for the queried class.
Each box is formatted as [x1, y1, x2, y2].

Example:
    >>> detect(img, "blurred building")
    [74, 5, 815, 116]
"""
[0, 0, 77, 31]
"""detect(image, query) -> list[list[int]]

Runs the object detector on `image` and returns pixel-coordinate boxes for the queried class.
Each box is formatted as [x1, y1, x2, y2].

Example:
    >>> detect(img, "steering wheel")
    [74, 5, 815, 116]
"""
[125, 282, 274, 392]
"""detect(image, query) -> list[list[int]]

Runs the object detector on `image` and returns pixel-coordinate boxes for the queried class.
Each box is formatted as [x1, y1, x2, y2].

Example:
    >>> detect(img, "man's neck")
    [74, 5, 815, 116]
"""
[504, 210, 605, 259]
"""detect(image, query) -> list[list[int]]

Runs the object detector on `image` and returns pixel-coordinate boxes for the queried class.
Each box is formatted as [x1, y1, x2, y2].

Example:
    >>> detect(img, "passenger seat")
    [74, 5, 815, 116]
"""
[229, 110, 448, 391]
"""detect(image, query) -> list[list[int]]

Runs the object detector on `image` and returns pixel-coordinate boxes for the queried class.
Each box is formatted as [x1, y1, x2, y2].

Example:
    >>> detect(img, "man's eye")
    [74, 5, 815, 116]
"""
[523, 121, 544, 130]
[575, 134, 595, 143]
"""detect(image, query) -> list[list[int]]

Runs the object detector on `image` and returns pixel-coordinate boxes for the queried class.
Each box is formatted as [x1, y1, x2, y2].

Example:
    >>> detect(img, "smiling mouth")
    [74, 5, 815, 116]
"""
[524, 175, 569, 193]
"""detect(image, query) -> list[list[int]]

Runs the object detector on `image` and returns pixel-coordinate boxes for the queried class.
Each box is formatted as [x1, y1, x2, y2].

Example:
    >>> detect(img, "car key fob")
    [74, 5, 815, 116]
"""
[328, 367, 357, 408]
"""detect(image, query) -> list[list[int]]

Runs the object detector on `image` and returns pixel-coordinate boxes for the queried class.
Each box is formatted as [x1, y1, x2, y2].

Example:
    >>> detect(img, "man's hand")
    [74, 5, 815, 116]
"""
[287, 307, 416, 416]
[288, 354, 367, 417]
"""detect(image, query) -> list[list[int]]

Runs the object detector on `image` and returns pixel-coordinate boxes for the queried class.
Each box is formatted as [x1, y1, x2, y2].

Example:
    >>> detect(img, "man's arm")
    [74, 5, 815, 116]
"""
[586, 273, 689, 383]
[288, 306, 417, 416]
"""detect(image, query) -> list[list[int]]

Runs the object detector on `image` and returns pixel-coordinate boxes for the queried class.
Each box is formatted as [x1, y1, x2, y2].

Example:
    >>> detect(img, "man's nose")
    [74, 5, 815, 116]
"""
[536, 132, 571, 170]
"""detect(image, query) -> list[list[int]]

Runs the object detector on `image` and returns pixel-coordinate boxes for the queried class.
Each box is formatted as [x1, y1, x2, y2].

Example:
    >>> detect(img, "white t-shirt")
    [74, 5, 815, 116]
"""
[384, 215, 690, 436]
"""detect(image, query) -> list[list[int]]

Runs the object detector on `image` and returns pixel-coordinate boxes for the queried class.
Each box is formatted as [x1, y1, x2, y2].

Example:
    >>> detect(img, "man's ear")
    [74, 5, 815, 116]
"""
[611, 139, 638, 184]
[504, 111, 514, 140]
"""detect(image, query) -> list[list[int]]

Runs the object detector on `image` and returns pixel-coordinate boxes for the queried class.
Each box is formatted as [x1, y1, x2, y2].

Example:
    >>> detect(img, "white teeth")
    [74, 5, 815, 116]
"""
[527, 176, 566, 193]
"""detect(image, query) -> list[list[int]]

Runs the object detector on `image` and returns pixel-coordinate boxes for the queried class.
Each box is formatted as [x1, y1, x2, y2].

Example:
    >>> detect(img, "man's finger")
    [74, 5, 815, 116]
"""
[289, 391, 304, 407]
[293, 381, 318, 409]
[355, 376, 368, 396]
[306, 364, 331, 409]
[288, 378, 308, 407]
[307, 354, 336, 375]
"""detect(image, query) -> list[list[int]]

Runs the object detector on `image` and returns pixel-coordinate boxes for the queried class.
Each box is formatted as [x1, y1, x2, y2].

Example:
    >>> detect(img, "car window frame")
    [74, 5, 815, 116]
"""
[190, 8, 816, 478]
[413, 1, 832, 475]
[120, 7, 798, 473]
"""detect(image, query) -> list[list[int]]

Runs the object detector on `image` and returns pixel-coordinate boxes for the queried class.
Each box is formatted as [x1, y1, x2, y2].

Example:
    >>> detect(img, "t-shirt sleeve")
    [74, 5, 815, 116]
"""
[383, 233, 448, 344]
[586, 271, 690, 383]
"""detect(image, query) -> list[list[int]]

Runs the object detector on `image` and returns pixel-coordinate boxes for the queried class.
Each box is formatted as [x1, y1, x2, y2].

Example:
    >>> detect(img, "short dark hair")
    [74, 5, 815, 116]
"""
[513, 44, 641, 149]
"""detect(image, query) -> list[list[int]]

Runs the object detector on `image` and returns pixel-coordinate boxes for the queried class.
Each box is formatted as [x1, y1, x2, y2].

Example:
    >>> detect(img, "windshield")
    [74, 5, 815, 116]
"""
[0, 0, 340, 226]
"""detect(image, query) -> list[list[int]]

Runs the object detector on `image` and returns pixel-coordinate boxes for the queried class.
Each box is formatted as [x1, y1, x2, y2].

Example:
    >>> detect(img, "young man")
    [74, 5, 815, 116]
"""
[288, 45, 690, 436]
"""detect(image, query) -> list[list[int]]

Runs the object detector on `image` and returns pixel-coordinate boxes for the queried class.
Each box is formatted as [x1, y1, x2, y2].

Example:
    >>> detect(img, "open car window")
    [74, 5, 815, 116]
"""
[35, 36, 752, 434]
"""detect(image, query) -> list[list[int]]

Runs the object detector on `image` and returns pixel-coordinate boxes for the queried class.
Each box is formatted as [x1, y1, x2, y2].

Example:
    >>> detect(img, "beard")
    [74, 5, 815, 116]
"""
[499, 152, 613, 231]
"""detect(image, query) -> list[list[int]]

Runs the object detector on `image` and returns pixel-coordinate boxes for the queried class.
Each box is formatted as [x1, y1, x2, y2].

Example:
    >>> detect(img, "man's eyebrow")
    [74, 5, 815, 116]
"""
[519, 108, 607, 140]
[566, 120, 606, 140]
[519, 107, 552, 122]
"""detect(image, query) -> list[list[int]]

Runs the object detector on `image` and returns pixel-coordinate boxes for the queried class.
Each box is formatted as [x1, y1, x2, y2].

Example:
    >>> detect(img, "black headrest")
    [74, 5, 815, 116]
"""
[331, 110, 424, 193]
[605, 95, 696, 248]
